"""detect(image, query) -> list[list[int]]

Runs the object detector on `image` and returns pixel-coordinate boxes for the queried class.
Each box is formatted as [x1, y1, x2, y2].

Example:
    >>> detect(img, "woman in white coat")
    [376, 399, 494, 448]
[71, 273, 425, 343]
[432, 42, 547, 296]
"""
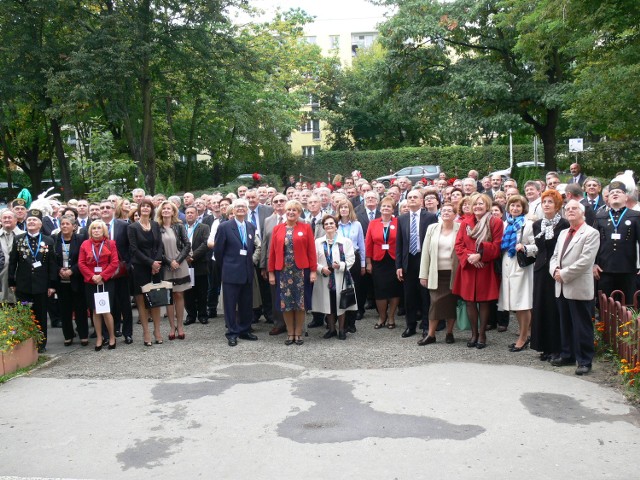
[498, 195, 535, 352]
[312, 214, 356, 340]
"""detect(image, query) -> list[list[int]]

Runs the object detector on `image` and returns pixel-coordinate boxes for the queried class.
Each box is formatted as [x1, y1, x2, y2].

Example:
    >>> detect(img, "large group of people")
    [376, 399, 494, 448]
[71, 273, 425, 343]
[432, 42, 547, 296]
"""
[1, 163, 637, 377]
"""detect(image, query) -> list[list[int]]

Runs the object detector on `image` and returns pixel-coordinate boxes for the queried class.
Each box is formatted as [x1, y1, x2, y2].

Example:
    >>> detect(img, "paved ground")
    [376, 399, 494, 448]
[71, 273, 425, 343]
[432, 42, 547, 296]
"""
[1, 310, 639, 479]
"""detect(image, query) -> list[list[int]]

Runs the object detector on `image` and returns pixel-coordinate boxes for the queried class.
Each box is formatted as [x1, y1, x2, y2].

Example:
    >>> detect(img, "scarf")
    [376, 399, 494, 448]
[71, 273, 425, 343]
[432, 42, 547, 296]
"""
[501, 214, 526, 257]
[537, 213, 562, 240]
[469, 213, 493, 252]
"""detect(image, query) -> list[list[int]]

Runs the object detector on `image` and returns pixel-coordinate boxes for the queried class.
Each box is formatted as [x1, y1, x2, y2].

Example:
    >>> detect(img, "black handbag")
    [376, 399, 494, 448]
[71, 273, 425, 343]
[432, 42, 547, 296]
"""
[141, 281, 174, 308]
[339, 269, 356, 310]
[516, 226, 535, 268]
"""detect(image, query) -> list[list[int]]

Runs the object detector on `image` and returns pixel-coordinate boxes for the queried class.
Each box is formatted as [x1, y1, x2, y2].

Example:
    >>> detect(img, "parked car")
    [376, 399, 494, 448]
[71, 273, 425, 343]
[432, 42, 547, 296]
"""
[489, 161, 546, 181]
[376, 165, 442, 187]
[218, 173, 264, 188]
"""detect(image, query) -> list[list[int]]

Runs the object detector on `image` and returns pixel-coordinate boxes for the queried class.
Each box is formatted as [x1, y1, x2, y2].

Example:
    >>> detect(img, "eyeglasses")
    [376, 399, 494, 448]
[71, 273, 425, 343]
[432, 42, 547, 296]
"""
[424, 195, 437, 200]
[273, 199, 286, 204]
[100, 206, 112, 210]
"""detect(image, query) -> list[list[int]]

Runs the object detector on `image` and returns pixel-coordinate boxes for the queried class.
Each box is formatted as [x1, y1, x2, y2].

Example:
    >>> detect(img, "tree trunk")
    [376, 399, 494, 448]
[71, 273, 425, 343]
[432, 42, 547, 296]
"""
[50, 118, 74, 200]
[521, 107, 558, 172]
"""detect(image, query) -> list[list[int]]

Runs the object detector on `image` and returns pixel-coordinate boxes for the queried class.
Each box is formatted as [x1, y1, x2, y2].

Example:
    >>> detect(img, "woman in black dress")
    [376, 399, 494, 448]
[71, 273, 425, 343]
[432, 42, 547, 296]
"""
[128, 199, 164, 346]
[527, 189, 569, 361]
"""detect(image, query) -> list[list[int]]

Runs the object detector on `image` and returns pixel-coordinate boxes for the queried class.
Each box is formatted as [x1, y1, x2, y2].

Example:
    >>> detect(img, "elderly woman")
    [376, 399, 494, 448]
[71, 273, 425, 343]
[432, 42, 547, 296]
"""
[54, 214, 89, 347]
[128, 199, 164, 346]
[528, 189, 569, 361]
[365, 195, 402, 329]
[424, 189, 441, 215]
[156, 200, 191, 341]
[455, 196, 473, 222]
[452, 193, 503, 349]
[268, 200, 317, 345]
[313, 215, 356, 340]
[498, 195, 536, 352]
[336, 199, 366, 331]
[418, 203, 460, 345]
[78, 220, 120, 351]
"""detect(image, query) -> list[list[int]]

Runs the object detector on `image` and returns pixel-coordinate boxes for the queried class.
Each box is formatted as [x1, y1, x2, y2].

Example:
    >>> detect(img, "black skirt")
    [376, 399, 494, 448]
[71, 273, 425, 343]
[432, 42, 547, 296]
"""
[85, 281, 116, 312]
[371, 252, 402, 299]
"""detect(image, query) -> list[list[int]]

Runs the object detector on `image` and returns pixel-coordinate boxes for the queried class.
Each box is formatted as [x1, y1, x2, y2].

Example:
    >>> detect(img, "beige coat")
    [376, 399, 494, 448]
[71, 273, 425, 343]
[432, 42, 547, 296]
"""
[311, 236, 356, 315]
[419, 221, 460, 290]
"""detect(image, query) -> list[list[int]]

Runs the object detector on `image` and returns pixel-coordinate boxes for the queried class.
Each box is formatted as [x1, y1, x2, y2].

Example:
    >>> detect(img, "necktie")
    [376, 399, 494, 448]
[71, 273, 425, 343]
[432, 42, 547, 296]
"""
[409, 213, 419, 255]
[311, 217, 316, 233]
[81, 219, 86, 228]
[590, 199, 595, 206]
[369, 211, 374, 221]
[251, 210, 257, 227]
[53, 218, 58, 228]
[559, 228, 576, 267]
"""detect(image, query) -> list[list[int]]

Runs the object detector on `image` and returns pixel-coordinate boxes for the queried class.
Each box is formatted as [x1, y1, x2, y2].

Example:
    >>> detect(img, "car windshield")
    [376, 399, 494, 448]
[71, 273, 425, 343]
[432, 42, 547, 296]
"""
[423, 166, 438, 173]
[396, 168, 412, 176]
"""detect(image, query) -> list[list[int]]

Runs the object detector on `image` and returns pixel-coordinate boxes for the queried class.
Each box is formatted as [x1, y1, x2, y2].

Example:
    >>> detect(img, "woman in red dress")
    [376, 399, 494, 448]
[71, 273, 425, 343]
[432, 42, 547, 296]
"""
[452, 193, 503, 349]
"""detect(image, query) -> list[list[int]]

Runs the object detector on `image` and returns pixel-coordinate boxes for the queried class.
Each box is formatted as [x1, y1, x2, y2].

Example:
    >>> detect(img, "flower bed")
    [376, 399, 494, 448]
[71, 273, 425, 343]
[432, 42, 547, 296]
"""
[0, 302, 43, 375]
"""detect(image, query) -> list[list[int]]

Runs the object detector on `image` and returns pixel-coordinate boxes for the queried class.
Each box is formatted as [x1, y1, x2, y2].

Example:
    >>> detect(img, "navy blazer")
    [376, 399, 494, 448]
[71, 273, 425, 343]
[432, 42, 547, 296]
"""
[52, 232, 86, 292]
[395, 209, 438, 271]
[212, 220, 256, 284]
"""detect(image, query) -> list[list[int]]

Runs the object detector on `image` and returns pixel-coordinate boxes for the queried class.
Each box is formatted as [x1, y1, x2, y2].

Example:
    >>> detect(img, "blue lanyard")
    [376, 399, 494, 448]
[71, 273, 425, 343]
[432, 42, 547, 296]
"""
[238, 222, 247, 248]
[60, 236, 70, 257]
[383, 223, 390, 243]
[92, 241, 105, 264]
[27, 233, 42, 260]
[339, 223, 352, 240]
[592, 197, 600, 210]
[609, 208, 627, 233]
[187, 221, 198, 240]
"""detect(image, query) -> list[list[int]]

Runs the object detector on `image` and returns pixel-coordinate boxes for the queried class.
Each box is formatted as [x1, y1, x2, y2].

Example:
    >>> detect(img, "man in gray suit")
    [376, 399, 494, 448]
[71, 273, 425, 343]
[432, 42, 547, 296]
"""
[246, 189, 274, 323]
[549, 200, 600, 375]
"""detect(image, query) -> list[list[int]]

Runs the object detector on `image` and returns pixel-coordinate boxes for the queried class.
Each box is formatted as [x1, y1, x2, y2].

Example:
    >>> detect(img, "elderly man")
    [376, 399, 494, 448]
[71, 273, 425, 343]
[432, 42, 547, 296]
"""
[237, 185, 248, 198]
[567, 163, 586, 186]
[355, 190, 380, 313]
[583, 177, 604, 212]
[461, 178, 477, 196]
[212, 198, 257, 346]
[468, 169, 484, 193]
[11, 198, 28, 231]
[132, 188, 146, 204]
[549, 200, 600, 375]
[524, 180, 543, 220]
[184, 205, 211, 325]
[487, 174, 503, 199]
[9, 209, 57, 352]
[0, 209, 20, 303]
[592, 181, 640, 303]
[182, 192, 195, 212]
[564, 183, 595, 225]
[396, 176, 412, 201]
[546, 172, 561, 190]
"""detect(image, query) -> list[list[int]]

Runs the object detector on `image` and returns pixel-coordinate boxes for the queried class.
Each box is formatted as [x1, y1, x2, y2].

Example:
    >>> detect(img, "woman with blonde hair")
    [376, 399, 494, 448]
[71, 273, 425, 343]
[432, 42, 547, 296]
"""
[156, 200, 191, 340]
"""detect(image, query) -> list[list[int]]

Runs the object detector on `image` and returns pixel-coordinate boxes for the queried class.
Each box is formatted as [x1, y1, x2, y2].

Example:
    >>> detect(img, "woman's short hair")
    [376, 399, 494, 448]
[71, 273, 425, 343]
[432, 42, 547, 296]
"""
[321, 214, 338, 228]
[471, 193, 492, 210]
[60, 207, 78, 219]
[336, 200, 357, 222]
[380, 195, 396, 208]
[540, 188, 564, 211]
[88, 219, 109, 239]
[155, 200, 180, 224]
[284, 200, 303, 215]
[137, 199, 155, 218]
[505, 195, 529, 215]
[59, 214, 77, 225]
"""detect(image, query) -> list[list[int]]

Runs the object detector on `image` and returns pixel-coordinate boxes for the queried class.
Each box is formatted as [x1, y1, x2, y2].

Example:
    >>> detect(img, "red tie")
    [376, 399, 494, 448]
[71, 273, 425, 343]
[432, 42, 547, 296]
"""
[559, 228, 576, 267]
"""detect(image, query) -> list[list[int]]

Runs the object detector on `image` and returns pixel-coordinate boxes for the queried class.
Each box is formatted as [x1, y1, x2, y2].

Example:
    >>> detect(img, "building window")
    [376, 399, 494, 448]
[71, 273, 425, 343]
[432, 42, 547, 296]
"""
[329, 35, 340, 50]
[351, 32, 377, 56]
[304, 36, 317, 45]
[302, 146, 318, 157]
[300, 119, 321, 141]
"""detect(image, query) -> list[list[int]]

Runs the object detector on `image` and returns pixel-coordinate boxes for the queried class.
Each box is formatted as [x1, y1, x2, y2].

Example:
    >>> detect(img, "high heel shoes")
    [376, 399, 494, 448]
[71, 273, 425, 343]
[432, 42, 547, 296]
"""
[467, 337, 478, 348]
[168, 328, 176, 341]
[374, 319, 387, 329]
[108, 340, 116, 350]
[284, 335, 295, 345]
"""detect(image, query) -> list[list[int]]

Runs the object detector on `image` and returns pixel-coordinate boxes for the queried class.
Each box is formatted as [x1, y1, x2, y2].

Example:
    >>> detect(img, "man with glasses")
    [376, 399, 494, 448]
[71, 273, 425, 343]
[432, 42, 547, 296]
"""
[246, 189, 273, 324]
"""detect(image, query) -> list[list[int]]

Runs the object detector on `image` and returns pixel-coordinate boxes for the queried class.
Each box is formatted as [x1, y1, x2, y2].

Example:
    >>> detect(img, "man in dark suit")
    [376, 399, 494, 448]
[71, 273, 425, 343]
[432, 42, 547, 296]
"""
[592, 181, 640, 304]
[246, 188, 274, 323]
[395, 190, 438, 338]
[564, 183, 596, 226]
[8, 209, 57, 352]
[204, 194, 224, 318]
[99, 199, 134, 343]
[486, 174, 503, 200]
[355, 191, 381, 312]
[583, 177, 605, 213]
[212, 199, 258, 347]
[183, 206, 211, 325]
[567, 163, 587, 187]
[41, 201, 61, 236]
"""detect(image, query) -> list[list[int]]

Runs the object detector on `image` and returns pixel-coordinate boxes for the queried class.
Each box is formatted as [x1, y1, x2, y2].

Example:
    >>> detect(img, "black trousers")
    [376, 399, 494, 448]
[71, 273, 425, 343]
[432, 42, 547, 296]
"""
[556, 294, 594, 367]
[207, 257, 221, 316]
[222, 281, 253, 339]
[16, 291, 48, 348]
[403, 253, 430, 330]
[57, 283, 88, 341]
[346, 251, 364, 326]
[112, 276, 133, 336]
[597, 272, 635, 305]
[185, 273, 208, 321]
[253, 266, 273, 322]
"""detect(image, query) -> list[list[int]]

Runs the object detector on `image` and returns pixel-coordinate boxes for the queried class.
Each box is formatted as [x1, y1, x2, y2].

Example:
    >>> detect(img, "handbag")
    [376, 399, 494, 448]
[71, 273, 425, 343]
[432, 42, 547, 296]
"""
[141, 281, 174, 309]
[516, 226, 535, 268]
[93, 284, 111, 314]
[339, 269, 356, 310]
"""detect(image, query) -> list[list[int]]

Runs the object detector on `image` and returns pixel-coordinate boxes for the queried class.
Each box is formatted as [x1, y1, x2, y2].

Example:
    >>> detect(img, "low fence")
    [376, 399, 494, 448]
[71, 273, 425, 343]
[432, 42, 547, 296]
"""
[597, 290, 640, 366]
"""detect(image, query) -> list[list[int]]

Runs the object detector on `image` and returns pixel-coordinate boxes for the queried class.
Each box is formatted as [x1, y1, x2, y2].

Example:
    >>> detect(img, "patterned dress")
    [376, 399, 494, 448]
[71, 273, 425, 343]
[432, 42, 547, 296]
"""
[278, 227, 305, 311]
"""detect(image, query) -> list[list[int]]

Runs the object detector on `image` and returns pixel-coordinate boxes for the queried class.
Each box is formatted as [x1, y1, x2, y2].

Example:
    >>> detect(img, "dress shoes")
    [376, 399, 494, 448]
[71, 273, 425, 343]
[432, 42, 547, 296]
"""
[417, 335, 436, 346]
[575, 364, 592, 375]
[239, 332, 258, 341]
[347, 325, 357, 334]
[551, 356, 575, 367]
[207, 311, 218, 319]
[228, 338, 238, 347]
[323, 330, 337, 339]
[124, 336, 133, 345]
[401, 328, 417, 338]
[485, 324, 496, 331]
[338, 330, 347, 340]
[264, 317, 274, 324]
[269, 326, 286, 335]
[184, 318, 196, 326]
[51, 320, 62, 328]
[115, 330, 123, 338]
[199, 318, 209, 325]
[355, 311, 364, 320]
[497, 325, 508, 332]
[307, 318, 325, 328]
[445, 333, 455, 344]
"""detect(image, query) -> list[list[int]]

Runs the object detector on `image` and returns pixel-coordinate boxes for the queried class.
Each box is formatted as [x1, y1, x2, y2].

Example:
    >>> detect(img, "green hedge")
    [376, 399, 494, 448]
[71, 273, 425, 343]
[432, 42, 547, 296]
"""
[284, 141, 640, 183]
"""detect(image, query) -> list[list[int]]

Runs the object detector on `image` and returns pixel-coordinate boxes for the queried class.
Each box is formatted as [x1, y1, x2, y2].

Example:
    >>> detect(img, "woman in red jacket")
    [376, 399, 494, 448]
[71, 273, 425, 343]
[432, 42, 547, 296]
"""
[452, 193, 503, 349]
[78, 220, 120, 351]
[268, 200, 317, 345]
[365, 195, 402, 329]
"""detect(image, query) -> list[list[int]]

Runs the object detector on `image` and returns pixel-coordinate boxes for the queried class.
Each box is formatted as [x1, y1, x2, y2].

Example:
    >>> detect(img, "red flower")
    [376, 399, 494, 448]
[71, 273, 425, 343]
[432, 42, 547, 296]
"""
[447, 178, 456, 185]
[327, 184, 334, 191]
[334, 181, 342, 188]
[252, 172, 261, 182]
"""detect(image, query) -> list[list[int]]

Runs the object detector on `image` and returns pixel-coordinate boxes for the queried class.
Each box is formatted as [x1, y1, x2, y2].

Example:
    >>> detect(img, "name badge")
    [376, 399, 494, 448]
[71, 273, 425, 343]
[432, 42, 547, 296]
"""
[94, 267, 103, 273]
[240, 249, 247, 256]
[32, 261, 42, 268]
[382, 244, 390, 250]
[611, 233, 621, 240]
[63, 260, 69, 268]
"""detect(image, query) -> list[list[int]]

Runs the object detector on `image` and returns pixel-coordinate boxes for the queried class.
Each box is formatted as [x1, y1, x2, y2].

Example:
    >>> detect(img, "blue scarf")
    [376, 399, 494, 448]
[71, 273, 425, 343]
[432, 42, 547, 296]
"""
[501, 214, 526, 257]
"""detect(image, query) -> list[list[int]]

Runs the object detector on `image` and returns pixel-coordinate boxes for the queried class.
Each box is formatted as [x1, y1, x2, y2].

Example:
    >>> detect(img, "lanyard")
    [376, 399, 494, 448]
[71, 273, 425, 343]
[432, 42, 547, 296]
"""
[27, 233, 42, 260]
[238, 222, 247, 248]
[323, 241, 333, 264]
[92, 241, 105, 264]
[339, 222, 352, 240]
[609, 208, 627, 233]
[60, 236, 70, 257]
[383, 223, 390, 243]
[592, 197, 599, 210]
[186, 221, 199, 240]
